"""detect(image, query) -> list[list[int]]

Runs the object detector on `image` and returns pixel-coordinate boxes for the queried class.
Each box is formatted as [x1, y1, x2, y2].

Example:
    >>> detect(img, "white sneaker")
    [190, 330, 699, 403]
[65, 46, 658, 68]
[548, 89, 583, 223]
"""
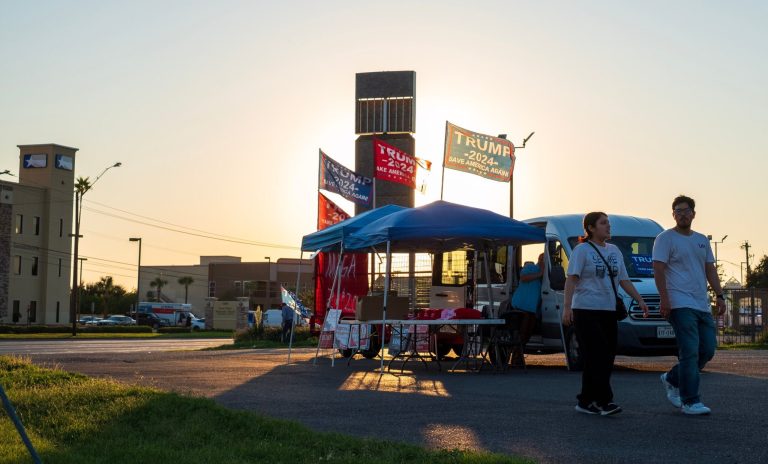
[660, 373, 682, 408]
[682, 402, 711, 415]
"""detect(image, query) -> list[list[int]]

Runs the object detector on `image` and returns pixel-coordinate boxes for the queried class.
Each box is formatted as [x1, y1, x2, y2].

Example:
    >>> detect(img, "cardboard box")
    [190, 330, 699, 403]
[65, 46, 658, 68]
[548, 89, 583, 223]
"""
[355, 295, 410, 321]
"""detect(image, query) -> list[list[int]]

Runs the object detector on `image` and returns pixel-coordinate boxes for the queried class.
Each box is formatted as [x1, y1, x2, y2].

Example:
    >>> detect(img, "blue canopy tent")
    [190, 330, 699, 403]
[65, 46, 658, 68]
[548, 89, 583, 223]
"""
[298, 204, 406, 365]
[301, 204, 407, 252]
[344, 200, 545, 251]
[344, 200, 546, 372]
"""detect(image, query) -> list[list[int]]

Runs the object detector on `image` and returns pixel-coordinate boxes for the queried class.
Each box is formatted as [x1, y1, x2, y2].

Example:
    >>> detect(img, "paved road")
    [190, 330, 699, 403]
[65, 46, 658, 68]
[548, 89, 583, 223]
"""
[25, 348, 768, 464]
[0, 338, 232, 355]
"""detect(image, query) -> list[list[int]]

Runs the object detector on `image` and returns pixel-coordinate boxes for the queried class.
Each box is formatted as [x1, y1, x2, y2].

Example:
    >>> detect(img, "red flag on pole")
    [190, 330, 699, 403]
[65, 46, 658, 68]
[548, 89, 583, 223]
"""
[317, 192, 350, 230]
[373, 139, 431, 189]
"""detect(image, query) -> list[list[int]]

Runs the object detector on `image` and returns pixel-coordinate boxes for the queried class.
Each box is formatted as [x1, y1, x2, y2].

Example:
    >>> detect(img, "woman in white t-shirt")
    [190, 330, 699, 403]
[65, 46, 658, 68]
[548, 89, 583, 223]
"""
[562, 212, 648, 416]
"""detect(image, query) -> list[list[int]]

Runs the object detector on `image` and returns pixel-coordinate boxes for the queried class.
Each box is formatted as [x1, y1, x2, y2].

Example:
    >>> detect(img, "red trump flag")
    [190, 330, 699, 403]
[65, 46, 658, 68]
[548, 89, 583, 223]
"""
[373, 139, 431, 189]
[317, 193, 350, 230]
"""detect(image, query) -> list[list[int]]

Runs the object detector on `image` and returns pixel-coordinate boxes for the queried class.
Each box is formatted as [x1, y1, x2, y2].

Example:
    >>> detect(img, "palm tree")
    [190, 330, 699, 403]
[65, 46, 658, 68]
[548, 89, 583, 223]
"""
[177, 276, 194, 304]
[149, 277, 168, 302]
[93, 276, 125, 317]
[74, 176, 91, 196]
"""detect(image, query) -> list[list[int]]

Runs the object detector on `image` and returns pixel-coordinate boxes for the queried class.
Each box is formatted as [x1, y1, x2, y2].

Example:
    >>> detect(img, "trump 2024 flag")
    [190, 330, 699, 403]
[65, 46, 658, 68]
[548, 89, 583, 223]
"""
[317, 193, 350, 230]
[318, 150, 373, 207]
[373, 139, 431, 189]
[443, 122, 515, 182]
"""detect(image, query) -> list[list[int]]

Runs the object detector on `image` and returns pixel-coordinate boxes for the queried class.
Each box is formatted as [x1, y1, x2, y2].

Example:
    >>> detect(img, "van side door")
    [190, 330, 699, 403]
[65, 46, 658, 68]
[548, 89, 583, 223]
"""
[540, 238, 569, 347]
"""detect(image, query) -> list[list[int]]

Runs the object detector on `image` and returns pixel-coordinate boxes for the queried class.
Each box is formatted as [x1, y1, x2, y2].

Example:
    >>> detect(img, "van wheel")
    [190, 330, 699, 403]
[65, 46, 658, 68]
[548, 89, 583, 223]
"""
[565, 327, 584, 371]
[361, 330, 381, 359]
[339, 348, 353, 358]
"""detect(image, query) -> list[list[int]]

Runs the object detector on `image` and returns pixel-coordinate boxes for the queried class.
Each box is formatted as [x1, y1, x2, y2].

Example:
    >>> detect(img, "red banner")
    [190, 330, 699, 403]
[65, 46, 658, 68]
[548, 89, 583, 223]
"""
[317, 193, 350, 230]
[373, 139, 431, 189]
[314, 252, 368, 320]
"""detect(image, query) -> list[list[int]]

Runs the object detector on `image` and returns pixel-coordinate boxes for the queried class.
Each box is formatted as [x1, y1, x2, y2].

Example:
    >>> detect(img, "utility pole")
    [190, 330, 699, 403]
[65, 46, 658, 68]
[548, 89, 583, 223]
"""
[741, 240, 756, 342]
[741, 241, 752, 285]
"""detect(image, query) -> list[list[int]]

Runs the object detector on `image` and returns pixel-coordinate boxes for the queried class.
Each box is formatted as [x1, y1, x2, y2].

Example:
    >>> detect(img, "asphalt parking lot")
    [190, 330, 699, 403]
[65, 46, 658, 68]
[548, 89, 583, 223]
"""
[28, 348, 768, 464]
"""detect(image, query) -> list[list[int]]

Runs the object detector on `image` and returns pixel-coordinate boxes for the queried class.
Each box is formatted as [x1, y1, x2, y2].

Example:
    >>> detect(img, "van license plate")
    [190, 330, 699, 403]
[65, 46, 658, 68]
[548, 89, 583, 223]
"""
[657, 326, 676, 338]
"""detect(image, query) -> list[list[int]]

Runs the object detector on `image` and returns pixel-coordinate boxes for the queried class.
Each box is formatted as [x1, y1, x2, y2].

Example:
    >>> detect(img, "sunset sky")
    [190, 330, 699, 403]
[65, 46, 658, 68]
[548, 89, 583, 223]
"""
[1, 1, 765, 290]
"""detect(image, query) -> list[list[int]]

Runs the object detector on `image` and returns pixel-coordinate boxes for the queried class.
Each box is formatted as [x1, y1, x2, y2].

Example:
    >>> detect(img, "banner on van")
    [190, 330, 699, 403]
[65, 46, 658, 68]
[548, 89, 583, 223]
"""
[318, 150, 373, 207]
[317, 193, 350, 230]
[373, 138, 431, 190]
[443, 121, 515, 182]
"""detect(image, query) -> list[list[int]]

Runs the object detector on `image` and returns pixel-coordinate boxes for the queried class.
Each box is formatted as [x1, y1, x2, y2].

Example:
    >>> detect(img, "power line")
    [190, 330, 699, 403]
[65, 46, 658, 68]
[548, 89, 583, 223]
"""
[84, 205, 299, 250]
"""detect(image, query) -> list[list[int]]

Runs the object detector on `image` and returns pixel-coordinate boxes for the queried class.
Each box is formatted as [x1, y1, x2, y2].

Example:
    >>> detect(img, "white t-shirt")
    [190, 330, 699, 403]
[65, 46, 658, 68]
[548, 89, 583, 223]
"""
[652, 228, 714, 312]
[567, 241, 629, 311]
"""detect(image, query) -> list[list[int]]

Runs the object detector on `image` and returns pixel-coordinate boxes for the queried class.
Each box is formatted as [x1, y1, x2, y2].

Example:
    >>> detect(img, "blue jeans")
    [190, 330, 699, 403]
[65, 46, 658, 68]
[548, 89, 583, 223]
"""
[666, 308, 716, 405]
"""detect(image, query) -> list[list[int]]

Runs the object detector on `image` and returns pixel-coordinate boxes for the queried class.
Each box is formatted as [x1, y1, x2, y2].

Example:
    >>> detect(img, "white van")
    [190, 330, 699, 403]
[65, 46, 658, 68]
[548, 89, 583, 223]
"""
[430, 214, 677, 368]
[262, 309, 283, 328]
[519, 214, 677, 367]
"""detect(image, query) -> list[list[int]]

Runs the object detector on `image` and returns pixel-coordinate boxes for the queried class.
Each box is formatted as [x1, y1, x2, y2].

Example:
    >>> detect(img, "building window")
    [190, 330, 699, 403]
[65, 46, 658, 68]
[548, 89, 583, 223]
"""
[34, 216, 40, 235]
[59, 218, 63, 237]
[28, 301, 37, 323]
[15, 214, 23, 234]
[208, 281, 216, 297]
[12, 301, 20, 323]
[13, 256, 21, 275]
[58, 258, 62, 277]
[32, 257, 39, 276]
[56, 302, 60, 323]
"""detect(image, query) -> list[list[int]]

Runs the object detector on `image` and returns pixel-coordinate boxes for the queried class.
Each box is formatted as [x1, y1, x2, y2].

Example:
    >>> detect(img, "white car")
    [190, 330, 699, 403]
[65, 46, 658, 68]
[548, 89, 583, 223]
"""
[98, 315, 136, 326]
[79, 316, 102, 325]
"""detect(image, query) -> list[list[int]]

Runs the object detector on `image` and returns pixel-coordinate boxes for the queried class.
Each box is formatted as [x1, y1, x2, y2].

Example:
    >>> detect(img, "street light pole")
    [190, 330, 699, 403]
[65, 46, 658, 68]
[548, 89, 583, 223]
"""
[710, 234, 727, 270]
[69, 162, 121, 336]
[130, 238, 142, 321]
[265, 257, 271, 308]
[500, 132, 534, 218]
[76, 257, 87, 323]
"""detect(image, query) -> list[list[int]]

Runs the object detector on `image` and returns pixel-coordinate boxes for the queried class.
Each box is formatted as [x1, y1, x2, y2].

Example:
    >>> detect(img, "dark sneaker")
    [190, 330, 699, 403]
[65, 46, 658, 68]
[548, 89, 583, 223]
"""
[598, 403, 622, 416]
[575, 402, 600, 415]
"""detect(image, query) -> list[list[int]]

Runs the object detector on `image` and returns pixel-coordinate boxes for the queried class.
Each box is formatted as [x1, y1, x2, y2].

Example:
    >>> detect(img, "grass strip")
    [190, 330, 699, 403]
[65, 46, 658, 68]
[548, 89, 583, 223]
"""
[0, 356, 530, 464]
[0, 332, 234, 340]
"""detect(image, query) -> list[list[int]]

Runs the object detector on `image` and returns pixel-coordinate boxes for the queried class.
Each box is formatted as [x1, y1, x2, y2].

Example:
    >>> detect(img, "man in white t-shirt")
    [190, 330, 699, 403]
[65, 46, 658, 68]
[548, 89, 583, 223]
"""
[653, 195, 726, 415]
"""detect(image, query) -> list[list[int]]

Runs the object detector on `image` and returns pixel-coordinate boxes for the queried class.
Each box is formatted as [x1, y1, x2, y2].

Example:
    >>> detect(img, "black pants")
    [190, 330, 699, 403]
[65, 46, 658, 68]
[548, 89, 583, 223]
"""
[573, 309, 618, 406]
[282, 321, 292, 342]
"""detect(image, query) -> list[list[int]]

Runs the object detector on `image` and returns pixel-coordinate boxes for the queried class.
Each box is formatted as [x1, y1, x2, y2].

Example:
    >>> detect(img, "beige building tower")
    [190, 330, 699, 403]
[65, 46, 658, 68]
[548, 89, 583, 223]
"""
[0, 144, 76, 324]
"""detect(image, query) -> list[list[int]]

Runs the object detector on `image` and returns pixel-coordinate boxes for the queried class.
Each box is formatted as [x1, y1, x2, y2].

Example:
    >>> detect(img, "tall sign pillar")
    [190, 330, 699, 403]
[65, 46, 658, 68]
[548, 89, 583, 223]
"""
[354, 71, 416, 214]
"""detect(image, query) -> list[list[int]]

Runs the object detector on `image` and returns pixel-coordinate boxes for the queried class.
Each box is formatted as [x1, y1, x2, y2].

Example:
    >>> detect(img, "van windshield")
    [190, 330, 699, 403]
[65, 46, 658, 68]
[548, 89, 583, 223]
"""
[568, 236, 656, 278]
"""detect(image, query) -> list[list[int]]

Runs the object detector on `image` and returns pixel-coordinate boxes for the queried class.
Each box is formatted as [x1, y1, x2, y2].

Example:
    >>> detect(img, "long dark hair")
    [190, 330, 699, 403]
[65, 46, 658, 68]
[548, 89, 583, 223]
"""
[578, 211, 607, 243]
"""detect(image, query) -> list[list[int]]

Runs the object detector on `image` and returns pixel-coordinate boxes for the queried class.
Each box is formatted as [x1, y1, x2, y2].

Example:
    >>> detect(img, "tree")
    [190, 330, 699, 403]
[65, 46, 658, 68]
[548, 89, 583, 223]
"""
[80, 276, 129, 316]
[746, 255, 768, 288]
[150, 277, 168, 302]
[93, 276, 126, 317]
[74, 176, 91, 197]
[177, 276, 194, 303]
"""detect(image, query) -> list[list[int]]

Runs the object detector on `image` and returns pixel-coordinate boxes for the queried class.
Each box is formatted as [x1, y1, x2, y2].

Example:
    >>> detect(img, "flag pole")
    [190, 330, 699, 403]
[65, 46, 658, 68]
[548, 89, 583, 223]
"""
[440, 121, 448, 200]
[287, 251, 304, 364]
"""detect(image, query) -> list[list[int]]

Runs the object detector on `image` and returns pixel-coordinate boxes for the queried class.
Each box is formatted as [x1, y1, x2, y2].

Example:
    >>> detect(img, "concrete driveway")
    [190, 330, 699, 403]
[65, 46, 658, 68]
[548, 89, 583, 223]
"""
[27, 348, 768, 464]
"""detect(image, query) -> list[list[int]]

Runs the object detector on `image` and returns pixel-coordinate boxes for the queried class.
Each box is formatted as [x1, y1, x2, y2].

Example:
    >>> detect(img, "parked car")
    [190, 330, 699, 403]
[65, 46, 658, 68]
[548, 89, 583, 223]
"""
[135, 312, 170, 329]
[99, 315, 136, 326]
[78, 316, 102, 325]
[190, 317, 205, 331]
